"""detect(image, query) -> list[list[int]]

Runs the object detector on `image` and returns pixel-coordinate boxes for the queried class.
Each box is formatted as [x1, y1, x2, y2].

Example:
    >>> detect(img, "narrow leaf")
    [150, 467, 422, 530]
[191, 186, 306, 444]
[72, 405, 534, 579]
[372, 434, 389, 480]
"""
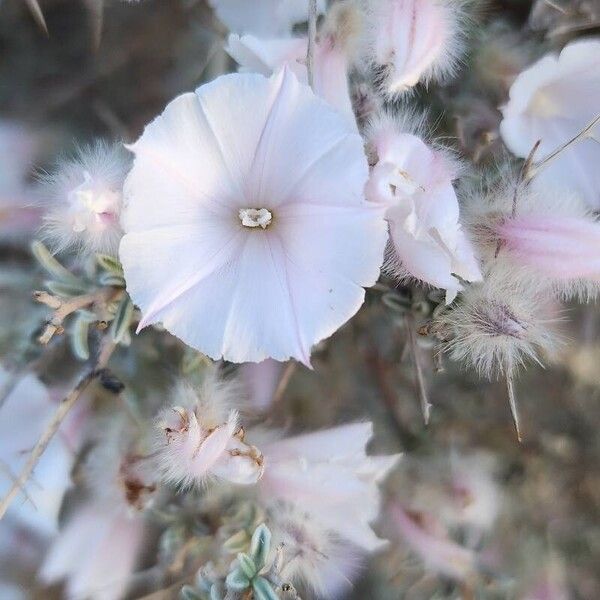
[71, 314, 90, 361]
[225, 568, 250, 592]
[99, 273, 126, 287]
[250, 524, 271, 571]
[237, 553, 257, 580]
[96, 253, 124, 276]
[31, 241, 82, 285]
[46, 280, 89, 297]
[252, 577, 279, 600]
[110, 295, 134, 343]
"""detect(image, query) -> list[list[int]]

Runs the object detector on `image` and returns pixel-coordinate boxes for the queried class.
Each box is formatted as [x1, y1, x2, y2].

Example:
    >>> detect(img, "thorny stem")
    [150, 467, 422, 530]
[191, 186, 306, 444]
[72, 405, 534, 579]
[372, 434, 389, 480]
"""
[405, 314, 431, 425]
[0, 338, 117, 520]
[506, 371, 522, 443]
[307, 0, 318, 89]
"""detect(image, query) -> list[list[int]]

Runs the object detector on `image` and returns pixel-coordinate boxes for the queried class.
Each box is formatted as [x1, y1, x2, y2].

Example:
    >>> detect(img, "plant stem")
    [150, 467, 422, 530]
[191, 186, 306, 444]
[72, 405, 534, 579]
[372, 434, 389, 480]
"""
[307, 0, 318, 89]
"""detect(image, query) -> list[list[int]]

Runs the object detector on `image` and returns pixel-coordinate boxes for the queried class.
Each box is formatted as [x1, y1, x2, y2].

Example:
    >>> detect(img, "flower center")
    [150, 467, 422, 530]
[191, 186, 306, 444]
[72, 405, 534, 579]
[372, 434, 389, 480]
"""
[239, 208, 273, 229]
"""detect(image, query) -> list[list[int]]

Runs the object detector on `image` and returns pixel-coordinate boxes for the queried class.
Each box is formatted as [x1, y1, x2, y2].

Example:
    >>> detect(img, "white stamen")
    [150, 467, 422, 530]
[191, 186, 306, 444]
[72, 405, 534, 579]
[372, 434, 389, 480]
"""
[239, 208, 273, 229]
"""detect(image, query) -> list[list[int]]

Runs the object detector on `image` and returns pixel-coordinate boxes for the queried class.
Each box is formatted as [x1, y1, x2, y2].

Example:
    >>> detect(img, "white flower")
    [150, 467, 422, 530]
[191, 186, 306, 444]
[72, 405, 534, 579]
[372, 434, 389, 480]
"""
[154, 374, 263, 486]
[40, 502, 145, 600]
[120, 68, 387, 365]
[366, 113, 481, 302]
[39, 141, 129, 255]
[259, 422, 400, 551]
[209, 0, 326, 36]
[500, 39, 600, 209]
[362, 0, 467, 96]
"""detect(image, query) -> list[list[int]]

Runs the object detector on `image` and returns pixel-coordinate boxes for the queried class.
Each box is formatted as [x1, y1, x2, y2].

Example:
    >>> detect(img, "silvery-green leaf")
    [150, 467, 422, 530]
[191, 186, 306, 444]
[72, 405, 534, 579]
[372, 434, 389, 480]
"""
[250, 524, 271, 571]
[224, 530, 250, 554]
[179, 585, 204, 600]
[252, 577, 279, 600]
[209, 583, 223, 600]
[96, 253, 124, 276]
[45, 280, 89, 298]
[32, 241, 83, 285]
[225, 568, 250, 592]
[99, 273, 126, 287]
[110, 295, 134, 343]
[237, 552, 257, 579]
[71, 314, 90, 361]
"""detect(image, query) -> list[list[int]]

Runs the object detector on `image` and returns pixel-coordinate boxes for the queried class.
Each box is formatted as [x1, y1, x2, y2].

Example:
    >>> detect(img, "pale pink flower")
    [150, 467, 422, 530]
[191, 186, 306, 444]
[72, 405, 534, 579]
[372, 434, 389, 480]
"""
[226, 3, 362, 128]
[366, 113, 481, 302]
[209, 0, 326, 36]
[154, 375, 263, 486]
[240, 359, 283, 411]
[363, 0, 466, 96]
[120, 68, 387, 365]
[389, 503, 477, 581]
[269, 502, 360, 598]
[500, 39, 600, 209]
[39, 141, 129, 256]
[40, 502, 145, 600]
[259, 422, 400, 551]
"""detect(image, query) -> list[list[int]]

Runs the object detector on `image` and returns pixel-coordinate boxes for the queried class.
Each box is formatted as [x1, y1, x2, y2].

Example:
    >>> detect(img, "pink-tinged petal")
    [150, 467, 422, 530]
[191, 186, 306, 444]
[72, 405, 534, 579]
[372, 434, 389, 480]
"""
[260, 423, 399, 551]
[240, 359, 283, 411]
[190, 412, 238, 477]
[41, 503, 145, 600]
[244, 68, 364, 207]
[365, 0, 465, 95]
[497, 215, 600, 279]
[121, 225, 243, 332]
[389, 504, 476, 581]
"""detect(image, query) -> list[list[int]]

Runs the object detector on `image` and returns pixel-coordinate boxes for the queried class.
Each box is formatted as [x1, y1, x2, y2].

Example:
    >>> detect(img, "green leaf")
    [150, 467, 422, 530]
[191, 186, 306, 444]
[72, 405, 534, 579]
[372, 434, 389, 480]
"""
[45, 280, 89, 298]
[71, 314, 90, 361]
[237, 552, 257, 579]
[209, 584, 223, 600]
[224, 529, 251, 554]
[110, 295, 134, 343]
[252, 576, 279, 600]
[99, 273, 126, 288]
[31, 241, 83, 285]
[96, 253, 124, 276]
[250, 524, 271, 571]
[225, 568, 250, 592]
[179, 585, 204, 600]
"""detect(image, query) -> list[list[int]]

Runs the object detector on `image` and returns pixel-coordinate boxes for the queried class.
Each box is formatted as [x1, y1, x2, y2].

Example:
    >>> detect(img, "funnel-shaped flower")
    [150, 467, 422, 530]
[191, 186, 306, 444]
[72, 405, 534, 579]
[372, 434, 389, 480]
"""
[259, 422, 400, 551]
[500, 39, 600, 208]
[120, 69, 386, 365]
[366, 114, 481, 302]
